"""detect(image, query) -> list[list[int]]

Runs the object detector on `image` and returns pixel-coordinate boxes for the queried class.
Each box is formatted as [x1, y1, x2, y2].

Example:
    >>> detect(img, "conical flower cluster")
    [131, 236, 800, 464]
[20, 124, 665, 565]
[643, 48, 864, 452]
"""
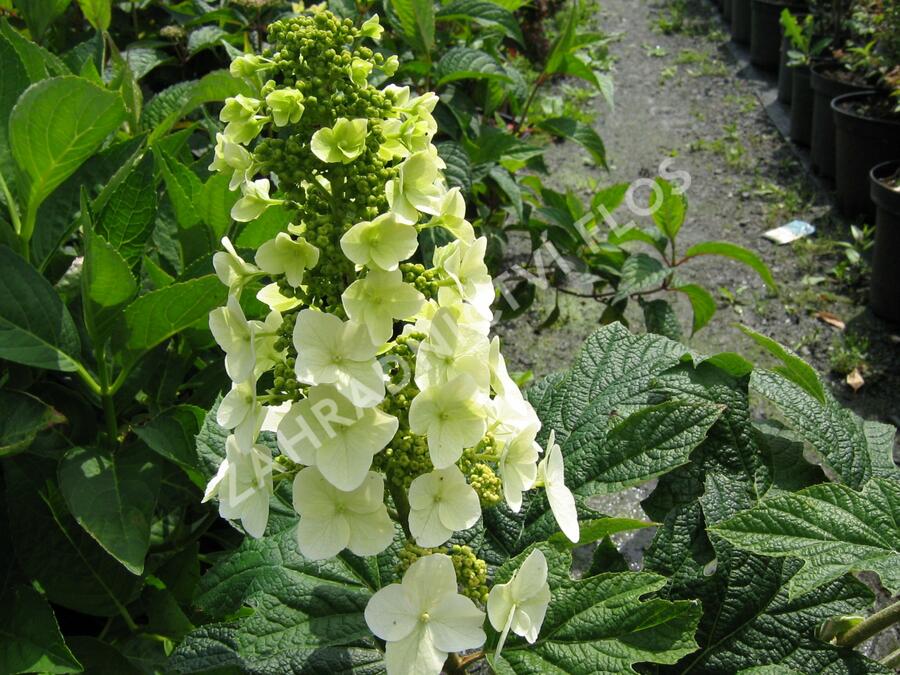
[203, 10, 577, 673]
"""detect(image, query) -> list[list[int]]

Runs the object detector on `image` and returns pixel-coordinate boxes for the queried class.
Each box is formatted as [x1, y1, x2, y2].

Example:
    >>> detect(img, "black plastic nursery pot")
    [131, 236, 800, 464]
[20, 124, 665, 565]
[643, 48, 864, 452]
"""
[810, 63, 872, 179]
[731, 0, 751, 45]
[789, 64, 813, 146]
[751, 0, 799, 71]
[833, 91, 900, 218]
[777, 33, 793, 103]
[724, 0, 733, 21]
[869, 161, 900, 322]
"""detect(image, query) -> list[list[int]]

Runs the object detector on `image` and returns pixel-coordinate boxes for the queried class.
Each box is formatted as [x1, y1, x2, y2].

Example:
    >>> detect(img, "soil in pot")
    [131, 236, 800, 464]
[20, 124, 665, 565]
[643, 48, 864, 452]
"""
[751, 0, 801, 70]
[790, 64, 813, 146]
[833, 91, 900, 218]
[731, 0, 751, 44]
[810, 63, 873, 178]
[778, 32, 793, 103]
[869, 160, 900, 322]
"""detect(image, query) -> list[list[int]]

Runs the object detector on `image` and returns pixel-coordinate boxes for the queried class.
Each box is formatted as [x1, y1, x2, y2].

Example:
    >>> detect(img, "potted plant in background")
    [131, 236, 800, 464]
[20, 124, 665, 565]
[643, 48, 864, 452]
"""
[811, 69, 873, 178]
[869, 160, 900, 322]
[779, 29, 797, 102]
[782, 9, 831, 146]
[832, 0, 900, 217]
[810, 0, 872, 178]
[752, 0, 807, 70]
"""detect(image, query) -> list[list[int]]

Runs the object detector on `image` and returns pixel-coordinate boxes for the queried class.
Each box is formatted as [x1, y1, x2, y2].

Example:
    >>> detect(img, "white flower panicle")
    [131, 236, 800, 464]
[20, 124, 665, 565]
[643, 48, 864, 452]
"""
[203, 11, 580, 673]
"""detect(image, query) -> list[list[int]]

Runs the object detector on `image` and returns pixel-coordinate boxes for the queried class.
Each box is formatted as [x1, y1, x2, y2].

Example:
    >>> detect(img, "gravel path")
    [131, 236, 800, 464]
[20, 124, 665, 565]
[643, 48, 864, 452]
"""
[497, 0, 900, 434]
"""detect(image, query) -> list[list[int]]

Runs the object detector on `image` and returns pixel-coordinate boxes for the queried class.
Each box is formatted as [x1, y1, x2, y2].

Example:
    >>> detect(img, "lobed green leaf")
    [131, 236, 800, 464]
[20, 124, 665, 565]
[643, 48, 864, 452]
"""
[490, 545, 701, 674]
[712, 478, 900, 597]
[537, 116, 607, 167]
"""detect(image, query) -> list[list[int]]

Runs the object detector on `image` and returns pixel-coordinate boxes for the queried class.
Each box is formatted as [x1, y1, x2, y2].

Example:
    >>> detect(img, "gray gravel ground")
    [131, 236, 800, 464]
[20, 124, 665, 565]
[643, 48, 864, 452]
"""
[498, 0, 900, 428]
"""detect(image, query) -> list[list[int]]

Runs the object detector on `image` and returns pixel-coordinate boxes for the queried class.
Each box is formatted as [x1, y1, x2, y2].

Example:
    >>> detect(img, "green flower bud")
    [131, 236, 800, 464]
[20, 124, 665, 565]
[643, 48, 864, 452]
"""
[360, 15, 383, 39]
[310, 117, 369, 164]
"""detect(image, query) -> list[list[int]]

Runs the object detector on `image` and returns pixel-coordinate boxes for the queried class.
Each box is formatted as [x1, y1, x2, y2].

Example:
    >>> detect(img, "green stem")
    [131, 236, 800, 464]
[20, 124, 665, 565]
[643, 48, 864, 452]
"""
[882, 647, 900, 669]
[835, 600, 900, 648]
[515, 72, 547, 133]
[387, 480, 412, 539]
[272, 470, 298, 483]
[97, 356, 119, 447]
[80, 255, 118, 445]
[101, 391, 118, 446]
[108, 364, 132, 396]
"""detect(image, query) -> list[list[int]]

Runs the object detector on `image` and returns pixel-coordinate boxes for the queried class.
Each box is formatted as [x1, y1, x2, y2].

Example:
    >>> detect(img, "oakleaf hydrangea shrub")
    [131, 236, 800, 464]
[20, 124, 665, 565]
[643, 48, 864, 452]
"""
[185, 10, 900, 675]
[201, 11, 580, 672]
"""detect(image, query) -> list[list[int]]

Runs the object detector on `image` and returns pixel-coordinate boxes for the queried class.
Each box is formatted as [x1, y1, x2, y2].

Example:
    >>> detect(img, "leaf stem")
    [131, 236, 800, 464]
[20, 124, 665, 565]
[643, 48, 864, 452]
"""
[556, 283, 669, 302]
[835, 600, 900, 648]
[97, 356, 119, 447]
[20, 203, 36, 256]
[0, 169, 22, 236]
[882, 646, 900, 668]
[73, 362, 103, 396]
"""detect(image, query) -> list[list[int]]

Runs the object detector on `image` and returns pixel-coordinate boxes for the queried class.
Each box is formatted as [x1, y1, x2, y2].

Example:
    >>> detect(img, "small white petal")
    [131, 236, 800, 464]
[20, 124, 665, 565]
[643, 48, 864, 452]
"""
[347, 507, 394, 556]
[364, 584, 417, 642]
[403, 554, 458, 607]
[428, 594, 486, 653]
[384, 625, 445, 675]
[296, 513, 349, 560]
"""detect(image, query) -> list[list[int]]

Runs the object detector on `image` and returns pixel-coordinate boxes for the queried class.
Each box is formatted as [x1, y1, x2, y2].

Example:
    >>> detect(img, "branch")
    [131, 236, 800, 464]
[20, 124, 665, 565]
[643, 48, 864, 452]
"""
[835, 600, 900, 648]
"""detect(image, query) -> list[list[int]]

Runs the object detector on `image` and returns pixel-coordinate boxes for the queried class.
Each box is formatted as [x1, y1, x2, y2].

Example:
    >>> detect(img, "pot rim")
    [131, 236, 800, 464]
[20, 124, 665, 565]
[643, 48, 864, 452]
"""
[871, 160, 900, 213]
[871, 160, 900, 188]
[810, 60, 846, 78]
[811, 62, 872, 96]
[831, 90, 899, 124]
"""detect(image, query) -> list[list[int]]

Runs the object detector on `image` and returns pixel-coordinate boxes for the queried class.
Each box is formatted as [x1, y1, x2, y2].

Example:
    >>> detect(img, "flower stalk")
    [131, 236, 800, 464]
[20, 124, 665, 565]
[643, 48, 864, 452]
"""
[835, 600, 900, 648]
